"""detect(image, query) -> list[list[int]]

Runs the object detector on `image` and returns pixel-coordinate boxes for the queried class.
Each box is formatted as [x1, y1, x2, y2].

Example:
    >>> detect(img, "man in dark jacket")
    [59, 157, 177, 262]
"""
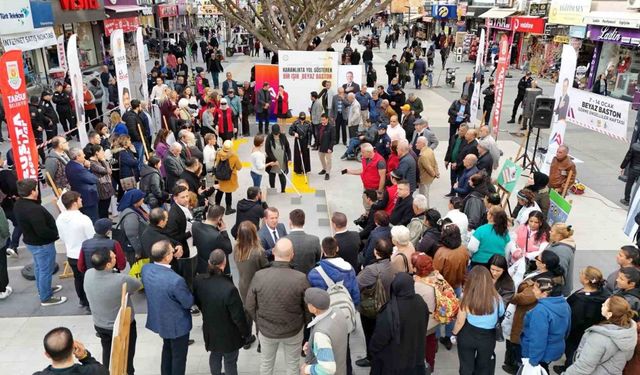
[33, 327, 109, 375]
[29, 96, 48, 161]
[385, 55, 399, 85]
[395, 140, 417, 193]
[165, 186, 192, 259]
[444, 124, 468, 196]
[476, 139, 494, 177]
[286, 209, 322, 275]
[363, 46, 374, 74]
[317, 114, 336, 180]
[447, 95, 470, 139]
[331, 212, 361, 272]
[256, 82, 271, 134]
[65, 147, 99, 222]
[508, 71, 532, 123]
[52, 82, 75, 137]
[40, 90, 59, 142]
[194, 249, 253, 373]
[77, 219, 127, 273]
[13, 179, 66, 306]
[192, 205, 233, 275]
[454, 128, 479, 176]
[454, 154, 479, 198]
[390, 180, 414, 226]
[231, 187, 268, 238]
[482, 78, 495, 126]
[122, 99, 146, 169]
[140, 208, 182, 262]
[621, 140, 640, 205]
[412, 57, 427, 89]
[246, 238, 310, 374]
[363, 210, 392, 266]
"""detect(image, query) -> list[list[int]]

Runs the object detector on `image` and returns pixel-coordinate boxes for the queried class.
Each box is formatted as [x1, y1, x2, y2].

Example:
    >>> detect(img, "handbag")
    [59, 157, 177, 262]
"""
[118, 152, 137, 191]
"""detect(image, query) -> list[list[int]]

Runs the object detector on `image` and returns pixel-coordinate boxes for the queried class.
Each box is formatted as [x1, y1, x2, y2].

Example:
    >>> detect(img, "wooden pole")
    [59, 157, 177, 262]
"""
[560, 169, 574, 198]
[137, 124, 150, 161]
[162, 114, 169, 131]
[45, 171, 61, 198]
[110, 283, 132, 375]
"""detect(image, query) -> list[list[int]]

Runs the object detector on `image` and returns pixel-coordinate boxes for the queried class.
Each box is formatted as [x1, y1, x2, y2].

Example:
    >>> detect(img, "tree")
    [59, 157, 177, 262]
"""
[213, 0, 393, 52]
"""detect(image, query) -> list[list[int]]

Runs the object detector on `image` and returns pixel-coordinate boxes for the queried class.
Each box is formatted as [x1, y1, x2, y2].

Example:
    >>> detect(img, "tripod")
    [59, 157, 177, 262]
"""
[515, 125, 542, 173]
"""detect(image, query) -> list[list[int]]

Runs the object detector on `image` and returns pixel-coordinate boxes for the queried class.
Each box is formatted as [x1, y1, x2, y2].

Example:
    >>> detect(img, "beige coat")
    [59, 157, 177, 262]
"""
[418, 147, 439, 185]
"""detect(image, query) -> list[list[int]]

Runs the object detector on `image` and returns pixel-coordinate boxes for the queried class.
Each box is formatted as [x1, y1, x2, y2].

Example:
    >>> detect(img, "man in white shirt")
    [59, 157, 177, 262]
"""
[149, 77, 168, 104]
[386, 115, 406, 142]
[55, 190, 95, 309]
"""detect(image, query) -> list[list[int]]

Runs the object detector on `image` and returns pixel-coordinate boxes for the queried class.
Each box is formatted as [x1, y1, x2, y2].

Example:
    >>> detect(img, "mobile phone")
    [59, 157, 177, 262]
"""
[199, 179, 207, 189]
[341, 169, 348, 175]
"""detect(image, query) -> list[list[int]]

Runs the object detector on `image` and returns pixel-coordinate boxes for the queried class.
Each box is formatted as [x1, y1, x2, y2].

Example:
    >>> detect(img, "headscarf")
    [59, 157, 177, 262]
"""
[388, 272, 415, 344]
[528, 172, 549, 192]
[117, 189, 147, 219]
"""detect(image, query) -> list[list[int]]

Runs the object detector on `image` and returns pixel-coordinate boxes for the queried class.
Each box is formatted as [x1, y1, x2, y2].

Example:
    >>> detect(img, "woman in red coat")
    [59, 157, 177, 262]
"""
[274, 85, 289, 127]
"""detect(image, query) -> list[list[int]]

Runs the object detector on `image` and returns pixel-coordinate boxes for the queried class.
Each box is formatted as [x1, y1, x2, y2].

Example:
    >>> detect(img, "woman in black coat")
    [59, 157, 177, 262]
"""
[370, 272, 428, 375]
[193, 252, 252, 374]
[288, 113, 312, 174]
[265, 124, 291, 193]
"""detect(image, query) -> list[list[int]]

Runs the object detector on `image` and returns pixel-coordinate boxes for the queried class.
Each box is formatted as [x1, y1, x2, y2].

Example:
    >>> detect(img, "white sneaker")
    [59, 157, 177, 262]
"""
[6, 248, 17, 258]
[0, 286, 12, 299]
[52, 285, 63, 294]
[41, 296, 67, 306]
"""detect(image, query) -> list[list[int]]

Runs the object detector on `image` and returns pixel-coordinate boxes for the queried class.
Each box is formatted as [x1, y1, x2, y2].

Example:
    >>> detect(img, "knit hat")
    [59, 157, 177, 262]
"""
[304, 288, 330, 310]
[94, 218, 113, 235]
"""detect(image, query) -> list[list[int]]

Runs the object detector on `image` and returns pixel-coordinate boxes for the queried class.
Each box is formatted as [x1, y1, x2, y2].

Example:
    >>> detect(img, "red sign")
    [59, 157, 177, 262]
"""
[511, 16, 546, 34]
[158, 5, 178, 18]
[104, 17, 140, 36]
[492, 34, 510, 138]
[60, 0, 100, 10]
[0, 51, 39, 180]
[486, 18, 513, 31]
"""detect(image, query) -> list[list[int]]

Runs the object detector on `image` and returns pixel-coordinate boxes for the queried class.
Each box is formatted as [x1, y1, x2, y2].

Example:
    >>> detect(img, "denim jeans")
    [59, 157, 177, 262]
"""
[133, 141, 145, 170]
[250, 171, 262, 187]
[80, 204, 98, 224]
[26, 243, 57, 302]
[209, 349, 239, 375]
[211, 72, 220, 88]
[6, 212, 22, 250]
[344, 137, 360, 156]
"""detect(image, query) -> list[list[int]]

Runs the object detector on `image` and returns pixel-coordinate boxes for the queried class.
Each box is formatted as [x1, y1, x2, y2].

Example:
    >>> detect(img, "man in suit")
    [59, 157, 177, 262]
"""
[317, 114, 336, 181]
[453, 128, 479, 191]
[141, 208, 182, 261]
[329, 88, 348, 150]
[142, 240, 193, 375]
[411, 118, 438, 153]
[163, 143, 185, 193]
[447, 95, 470, 139]
[285, 209, 321, 275]
[342, 70, 360, 94]
[164, 185, 197, 298]
[193, 249, 252, 374]
[554, 78, 571, 121]
[65, 147, 99, 223]
[258, 207, 287, 260]
[400, 104, 416, 142]
[331, 212, 361, 273]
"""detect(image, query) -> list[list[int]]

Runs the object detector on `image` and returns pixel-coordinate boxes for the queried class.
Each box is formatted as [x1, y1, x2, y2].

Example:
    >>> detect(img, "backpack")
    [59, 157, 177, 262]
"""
[359, 270, 388, 319]
[419, 270, 460, 324]
[112, 212, 137, 254]
[214, 158, 232, 181]
[316, 265, 357, 333]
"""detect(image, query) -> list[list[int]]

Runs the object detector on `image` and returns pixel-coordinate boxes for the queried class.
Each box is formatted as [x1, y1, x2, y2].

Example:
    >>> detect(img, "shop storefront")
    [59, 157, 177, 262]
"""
[511, 16, 547, 72]
[104, 0, 144, 46]
[586, 24, 640, 102]
[51, 0, 106, 69]
[157, 4, 178, 34]
[139, 6, 155, 28]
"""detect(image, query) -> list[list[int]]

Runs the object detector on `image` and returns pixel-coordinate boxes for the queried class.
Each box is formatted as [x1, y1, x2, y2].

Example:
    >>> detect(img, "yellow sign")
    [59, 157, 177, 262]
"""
[548, 0, 592, 26]
[554, 35, 569, 44]
[199, 4, 221, 15]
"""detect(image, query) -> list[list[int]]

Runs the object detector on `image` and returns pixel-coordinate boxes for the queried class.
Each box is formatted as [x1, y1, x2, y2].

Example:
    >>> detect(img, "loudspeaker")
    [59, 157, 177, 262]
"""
[531, 97, 555, 129]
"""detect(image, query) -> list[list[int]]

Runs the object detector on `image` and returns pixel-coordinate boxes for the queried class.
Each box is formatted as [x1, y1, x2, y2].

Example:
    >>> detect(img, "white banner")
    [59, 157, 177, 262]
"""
[279, 50, 339, 116]
[136, 27, 149, 104]
[66, 35, 88, 146]
[0, 27, 56, 52]
[563, 88, 631, 142]
[56, 35, 67, 73]
[541, 45, 577, 174]
[0, 0, 34, 34]
[110, 29, 131, 114]
[470, 29, 485, 126]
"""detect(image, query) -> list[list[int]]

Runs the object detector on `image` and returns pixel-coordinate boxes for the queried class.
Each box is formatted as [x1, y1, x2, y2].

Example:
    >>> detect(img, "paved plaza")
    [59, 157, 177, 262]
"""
[0, 34, 636, 374]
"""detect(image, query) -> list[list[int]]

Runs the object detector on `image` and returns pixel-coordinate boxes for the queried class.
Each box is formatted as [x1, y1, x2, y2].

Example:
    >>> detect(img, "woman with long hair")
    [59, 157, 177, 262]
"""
[412, 253, 442, 370]
[453, 265, 505, 375]
[520, 277, 571, 373]
[512, 210, 550, 263]
[502, 250, 566, 373]
[468, 206, 514, 267]
[546, 223, 576, 296]
[111, 135, 139, 201]
[234, 221, 268, 341]
[554, 266, 611, 373]
[565, 296, 637, 374]
[87, 144, 115, 219]
[153, 128, 171, 178]
[111, 111, 128, 136]
[488, 254, 515, 304]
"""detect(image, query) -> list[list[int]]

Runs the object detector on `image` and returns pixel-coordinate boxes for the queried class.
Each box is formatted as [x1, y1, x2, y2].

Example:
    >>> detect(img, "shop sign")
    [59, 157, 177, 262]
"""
[0, 26, 57, 51]
[486, 17, 512, 31]
[587, 25, 640, 47]
[30, 0, 54, 28]
[158, 4, 177, 18]
[548, 0, 591, 26]
[103, 16, 139, 36]
[512, 17, 545, 34]
[568, 25, 586, 39]
[586, 14, 640, 30]
[199, 4, 220, 15]
[457, 2, 467, 18]
[495, 0, 513, 7]
[60, 0, 100, 10]
[0, 0, 35, 34]
[554, 35, 569, 43]
[431, 5, 457, 19]
[528, 3, 549, 17]
[141, 7, 152, 16]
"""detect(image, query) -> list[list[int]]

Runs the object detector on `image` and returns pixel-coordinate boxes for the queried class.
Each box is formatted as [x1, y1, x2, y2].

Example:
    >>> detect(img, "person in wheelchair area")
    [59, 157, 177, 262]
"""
[341, 119, 378, 161]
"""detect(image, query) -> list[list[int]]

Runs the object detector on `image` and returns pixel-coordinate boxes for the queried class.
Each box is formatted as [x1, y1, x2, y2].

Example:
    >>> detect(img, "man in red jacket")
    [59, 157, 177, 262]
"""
[215, 98, 237, 142]
[345, 143, 386, 192]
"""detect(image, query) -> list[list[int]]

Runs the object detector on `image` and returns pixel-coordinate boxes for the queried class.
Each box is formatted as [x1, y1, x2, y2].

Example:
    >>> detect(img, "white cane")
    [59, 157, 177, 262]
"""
[295, 137, 309, 185]
[279, 170, 302, 197]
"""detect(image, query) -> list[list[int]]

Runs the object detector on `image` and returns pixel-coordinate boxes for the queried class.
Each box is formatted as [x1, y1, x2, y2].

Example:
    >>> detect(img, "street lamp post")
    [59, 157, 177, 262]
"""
[405, 6, 411, 47]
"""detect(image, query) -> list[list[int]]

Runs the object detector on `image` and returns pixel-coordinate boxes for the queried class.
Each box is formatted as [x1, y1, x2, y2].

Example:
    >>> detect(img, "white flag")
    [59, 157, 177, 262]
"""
[110, 29, 131, 114]
[66, 34, 88, 145]
[136, 27, 149, 104]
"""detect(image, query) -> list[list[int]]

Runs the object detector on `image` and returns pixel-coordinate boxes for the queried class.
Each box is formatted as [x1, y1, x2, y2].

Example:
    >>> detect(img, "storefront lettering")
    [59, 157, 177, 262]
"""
[598, 27, 622, 43]
[487, 18, 512, 30]
[60, 0, 100, 11]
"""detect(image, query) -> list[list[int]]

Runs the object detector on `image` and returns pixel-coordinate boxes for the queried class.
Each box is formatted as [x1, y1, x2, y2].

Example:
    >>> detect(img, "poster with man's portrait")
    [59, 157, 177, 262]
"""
[338, 65, 363, 95]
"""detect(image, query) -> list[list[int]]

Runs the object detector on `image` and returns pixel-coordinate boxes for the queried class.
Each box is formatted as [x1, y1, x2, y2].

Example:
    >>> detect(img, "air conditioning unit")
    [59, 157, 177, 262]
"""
[629, 0, 640, 9]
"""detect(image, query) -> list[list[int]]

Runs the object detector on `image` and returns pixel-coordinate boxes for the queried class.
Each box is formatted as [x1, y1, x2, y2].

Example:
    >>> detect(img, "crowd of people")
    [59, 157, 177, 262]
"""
[0, 20, 637, 375]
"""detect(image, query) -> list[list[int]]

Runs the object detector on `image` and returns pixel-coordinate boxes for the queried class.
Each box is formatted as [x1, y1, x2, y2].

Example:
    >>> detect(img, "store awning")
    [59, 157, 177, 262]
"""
[104, 5, 145, 13]
[584, 11, 640, 29]
[479, 7, 518, 19]
[467, 6, 492, 18]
